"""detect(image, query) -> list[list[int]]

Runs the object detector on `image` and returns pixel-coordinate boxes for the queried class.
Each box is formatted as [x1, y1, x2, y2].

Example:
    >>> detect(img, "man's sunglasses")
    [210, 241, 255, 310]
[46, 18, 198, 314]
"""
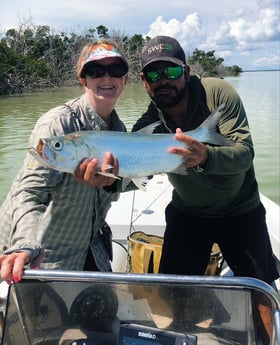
[143, 65, 184, 83]
[85, 64, 128, 78]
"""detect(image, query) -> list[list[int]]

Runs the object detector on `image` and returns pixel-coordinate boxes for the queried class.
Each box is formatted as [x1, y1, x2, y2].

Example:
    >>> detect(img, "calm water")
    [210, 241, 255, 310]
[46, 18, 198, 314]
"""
[0, 71, 279, 205]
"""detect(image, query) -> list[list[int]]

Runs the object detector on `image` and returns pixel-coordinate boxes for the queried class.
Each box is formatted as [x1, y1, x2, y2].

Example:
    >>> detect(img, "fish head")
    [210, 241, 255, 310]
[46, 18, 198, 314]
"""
[29, 133, 92, 173]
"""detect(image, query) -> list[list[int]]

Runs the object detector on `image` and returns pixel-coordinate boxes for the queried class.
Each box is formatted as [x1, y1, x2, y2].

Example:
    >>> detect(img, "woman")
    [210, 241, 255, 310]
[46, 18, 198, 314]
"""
[0, 39, 129, 282]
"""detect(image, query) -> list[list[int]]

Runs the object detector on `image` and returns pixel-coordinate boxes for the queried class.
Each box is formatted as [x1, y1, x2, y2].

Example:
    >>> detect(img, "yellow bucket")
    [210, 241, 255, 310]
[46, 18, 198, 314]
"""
[127, 231, 223, 275]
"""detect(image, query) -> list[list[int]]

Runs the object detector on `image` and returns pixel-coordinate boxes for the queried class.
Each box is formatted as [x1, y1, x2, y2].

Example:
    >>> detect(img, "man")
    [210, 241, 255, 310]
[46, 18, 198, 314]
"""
[132, 35, 279, 343]
[0, 39, 126, 283]
[132, 35, 279, 286]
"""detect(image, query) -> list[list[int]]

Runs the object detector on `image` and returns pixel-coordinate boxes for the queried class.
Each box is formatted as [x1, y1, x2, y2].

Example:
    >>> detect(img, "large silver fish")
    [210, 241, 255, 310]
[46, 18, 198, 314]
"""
[29, 104, 233, 189]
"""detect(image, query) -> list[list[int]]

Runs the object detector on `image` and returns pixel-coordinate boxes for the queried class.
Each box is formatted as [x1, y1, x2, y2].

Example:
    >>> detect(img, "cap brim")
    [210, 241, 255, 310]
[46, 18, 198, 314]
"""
[141, 56, 184, 70]
[83, 55, 128, 67]
[80, 56, 128, 77]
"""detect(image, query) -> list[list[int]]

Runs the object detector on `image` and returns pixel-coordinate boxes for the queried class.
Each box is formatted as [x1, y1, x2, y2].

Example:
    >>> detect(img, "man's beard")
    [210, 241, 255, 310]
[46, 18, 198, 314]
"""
[150, 83, 188, 109]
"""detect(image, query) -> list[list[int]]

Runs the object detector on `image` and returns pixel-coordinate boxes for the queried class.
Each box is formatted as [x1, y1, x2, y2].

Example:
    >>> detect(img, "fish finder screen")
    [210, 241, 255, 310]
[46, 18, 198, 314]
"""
[117, 324, 197, 345]
[121, 337, 160, 345]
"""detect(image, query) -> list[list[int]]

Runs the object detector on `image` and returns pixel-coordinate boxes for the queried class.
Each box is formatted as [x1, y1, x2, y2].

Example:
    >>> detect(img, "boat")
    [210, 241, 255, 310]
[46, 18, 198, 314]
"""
[0, 174, 279, 344]
[107, 174, 280, 281]
[0, 270, 279, 344]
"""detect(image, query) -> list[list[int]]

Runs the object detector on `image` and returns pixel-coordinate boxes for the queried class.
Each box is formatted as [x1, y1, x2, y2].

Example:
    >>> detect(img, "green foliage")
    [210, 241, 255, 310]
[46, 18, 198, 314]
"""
[123, 34, 147, 82]
[0, 21, 242, 95]
[96, 25, 109, 38]
[227, 65, 243, 76]
[189, 49, 222, 76]
[188, 49, 242, 77]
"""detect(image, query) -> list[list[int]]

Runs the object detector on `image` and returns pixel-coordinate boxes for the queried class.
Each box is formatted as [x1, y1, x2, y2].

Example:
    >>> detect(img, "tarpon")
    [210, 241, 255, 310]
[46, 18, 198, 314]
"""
[28, 104, 234, 190]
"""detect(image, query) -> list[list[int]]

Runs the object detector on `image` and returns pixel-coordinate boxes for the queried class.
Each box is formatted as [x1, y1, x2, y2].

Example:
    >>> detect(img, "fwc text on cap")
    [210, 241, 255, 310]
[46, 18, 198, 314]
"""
[141, 36, 186, 70]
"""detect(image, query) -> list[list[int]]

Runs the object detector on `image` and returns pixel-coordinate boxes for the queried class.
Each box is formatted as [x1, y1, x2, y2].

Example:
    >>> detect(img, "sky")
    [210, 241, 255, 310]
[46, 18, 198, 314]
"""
[1, 0, 279, 70]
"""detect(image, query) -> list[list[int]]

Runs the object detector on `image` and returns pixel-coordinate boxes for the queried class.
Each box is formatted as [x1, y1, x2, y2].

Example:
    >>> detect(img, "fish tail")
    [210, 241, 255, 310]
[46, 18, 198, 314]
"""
[201, 103, 225, 127]
[193, 104, 234, 146]
[207, 129, 234, 146]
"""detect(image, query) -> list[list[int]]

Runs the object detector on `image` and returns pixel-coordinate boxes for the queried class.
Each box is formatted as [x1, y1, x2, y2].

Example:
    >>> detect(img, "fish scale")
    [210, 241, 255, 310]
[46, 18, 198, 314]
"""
[28, 104, 234, 189]
[88, 131, 182, 177]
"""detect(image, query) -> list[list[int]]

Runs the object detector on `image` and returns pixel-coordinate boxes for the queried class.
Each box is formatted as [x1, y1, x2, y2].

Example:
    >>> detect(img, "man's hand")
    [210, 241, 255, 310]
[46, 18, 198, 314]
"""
[74, 152, 119, 187]
[0, 252, 30, 283]
[168, 128, 208, 168]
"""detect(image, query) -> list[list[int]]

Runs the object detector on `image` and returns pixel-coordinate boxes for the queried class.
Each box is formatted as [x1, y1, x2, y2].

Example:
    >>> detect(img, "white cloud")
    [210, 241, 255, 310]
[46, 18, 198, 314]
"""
[228, 8, 279, 43]
[256, 0, 279, 8]
[185, 5, 279, 54]
[0, 0, 279, 70]
[217, 50, 233, 59]
[254, 55, 280, 66]
[146, 13, 202, 55]
[184, 3, 279, 69]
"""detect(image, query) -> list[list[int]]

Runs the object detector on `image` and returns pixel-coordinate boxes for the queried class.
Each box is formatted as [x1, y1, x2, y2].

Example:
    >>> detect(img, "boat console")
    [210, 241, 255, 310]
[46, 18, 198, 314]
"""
[0, 270, 279, 345]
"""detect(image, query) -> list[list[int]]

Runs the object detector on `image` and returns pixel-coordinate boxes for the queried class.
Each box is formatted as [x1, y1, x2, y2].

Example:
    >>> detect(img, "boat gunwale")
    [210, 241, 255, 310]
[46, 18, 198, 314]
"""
[22, 269, 280, 308]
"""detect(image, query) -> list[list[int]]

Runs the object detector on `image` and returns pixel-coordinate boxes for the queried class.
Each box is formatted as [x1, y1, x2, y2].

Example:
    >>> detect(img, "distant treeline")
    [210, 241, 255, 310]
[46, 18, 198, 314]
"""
[0, 21, 242, 95]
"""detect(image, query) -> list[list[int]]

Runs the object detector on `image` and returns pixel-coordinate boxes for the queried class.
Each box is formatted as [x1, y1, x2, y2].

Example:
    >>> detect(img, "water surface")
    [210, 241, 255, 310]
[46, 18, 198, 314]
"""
[0, 71, 279, 204]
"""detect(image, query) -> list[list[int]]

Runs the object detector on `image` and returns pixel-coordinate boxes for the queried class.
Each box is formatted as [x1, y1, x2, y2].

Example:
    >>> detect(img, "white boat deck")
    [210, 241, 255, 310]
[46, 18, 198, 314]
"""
[107, 174, 171, 241]
[260, 193, 280, 263]
[106, 174, 280, 287]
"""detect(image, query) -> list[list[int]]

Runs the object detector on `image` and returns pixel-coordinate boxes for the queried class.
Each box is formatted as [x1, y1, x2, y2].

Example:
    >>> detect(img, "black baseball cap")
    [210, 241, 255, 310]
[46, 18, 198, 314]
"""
[141, 36, 186, 70]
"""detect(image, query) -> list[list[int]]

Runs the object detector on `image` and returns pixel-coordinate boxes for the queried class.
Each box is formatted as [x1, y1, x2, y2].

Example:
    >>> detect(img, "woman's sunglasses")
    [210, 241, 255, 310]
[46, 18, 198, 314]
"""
[84, 64, 128, 78]
[143, 65, 184, 83]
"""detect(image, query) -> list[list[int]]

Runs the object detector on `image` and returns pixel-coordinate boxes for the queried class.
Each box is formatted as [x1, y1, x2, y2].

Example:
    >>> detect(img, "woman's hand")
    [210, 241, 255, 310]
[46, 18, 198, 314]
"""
[0, 252, 30, 283]
[74, 152, 119, 187]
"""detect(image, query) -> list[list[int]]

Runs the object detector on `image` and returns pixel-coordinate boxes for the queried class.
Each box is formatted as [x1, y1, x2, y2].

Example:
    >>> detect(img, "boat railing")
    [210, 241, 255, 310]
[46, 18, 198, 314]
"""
[1, 270, 279, 345]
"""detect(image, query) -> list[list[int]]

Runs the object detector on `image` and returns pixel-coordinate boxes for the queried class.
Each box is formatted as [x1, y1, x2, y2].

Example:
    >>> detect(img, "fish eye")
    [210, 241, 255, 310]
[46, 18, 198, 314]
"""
[51, 139, 63, 151]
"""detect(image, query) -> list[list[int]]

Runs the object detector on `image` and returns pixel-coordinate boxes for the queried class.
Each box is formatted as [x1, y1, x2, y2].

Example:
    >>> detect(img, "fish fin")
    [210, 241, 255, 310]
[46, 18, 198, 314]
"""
[121, 176, 151, 191]
[131, 177, 150, 191]
[121, 178, 132, 190]
[97, 164, 121, 179]
[171, 164, 189, 175]
[98, 171, 121, 180]
[212, 133, 234, 146]
[137, 121, 161, 134]
[186, 104, 234, 146]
